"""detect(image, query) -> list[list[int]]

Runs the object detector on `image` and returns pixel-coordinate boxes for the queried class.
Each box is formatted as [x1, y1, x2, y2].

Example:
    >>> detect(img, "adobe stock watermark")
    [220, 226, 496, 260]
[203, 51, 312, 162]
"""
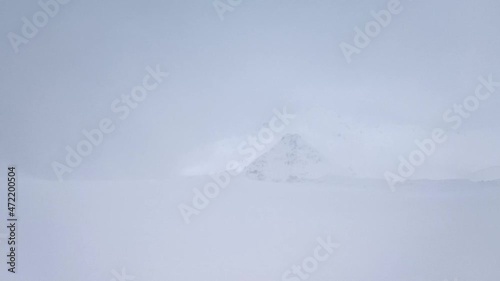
[110, 267, 135, 281]
[281, 235, 340, 281]
[385, 74, 500, 191]
[339, 0, 404, 64]
[213, 0, 243, 21]
[178, 106, 295, 224]
[51, 65, 169, 181]
[7, 0, 71, 54]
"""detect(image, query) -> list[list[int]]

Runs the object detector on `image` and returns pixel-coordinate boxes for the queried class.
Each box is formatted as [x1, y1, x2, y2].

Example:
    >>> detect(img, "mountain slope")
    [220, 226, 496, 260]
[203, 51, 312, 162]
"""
[244, 134, 329, 182]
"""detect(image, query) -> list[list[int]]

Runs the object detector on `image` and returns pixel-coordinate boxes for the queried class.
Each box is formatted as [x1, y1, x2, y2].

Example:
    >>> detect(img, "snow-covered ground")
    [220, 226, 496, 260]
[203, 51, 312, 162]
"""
[11, 177, 500, 281]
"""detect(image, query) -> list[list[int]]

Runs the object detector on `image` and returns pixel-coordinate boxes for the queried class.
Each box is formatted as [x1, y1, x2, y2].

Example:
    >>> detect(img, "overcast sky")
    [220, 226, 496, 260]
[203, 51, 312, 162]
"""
[1, 0, 500, 180]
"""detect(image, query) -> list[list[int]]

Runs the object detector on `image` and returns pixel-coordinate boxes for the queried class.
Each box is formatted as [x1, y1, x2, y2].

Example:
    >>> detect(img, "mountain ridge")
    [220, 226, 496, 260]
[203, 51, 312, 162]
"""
[244, 134, 330, 182]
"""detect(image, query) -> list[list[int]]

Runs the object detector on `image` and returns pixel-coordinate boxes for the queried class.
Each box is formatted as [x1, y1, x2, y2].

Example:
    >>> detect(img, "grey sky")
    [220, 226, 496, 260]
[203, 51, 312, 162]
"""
[1, 0, 500, 180]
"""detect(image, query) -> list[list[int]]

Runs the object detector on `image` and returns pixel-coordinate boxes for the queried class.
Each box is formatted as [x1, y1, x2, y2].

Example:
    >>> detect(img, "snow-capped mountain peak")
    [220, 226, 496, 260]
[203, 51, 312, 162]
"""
[244, 134, 329, 182]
